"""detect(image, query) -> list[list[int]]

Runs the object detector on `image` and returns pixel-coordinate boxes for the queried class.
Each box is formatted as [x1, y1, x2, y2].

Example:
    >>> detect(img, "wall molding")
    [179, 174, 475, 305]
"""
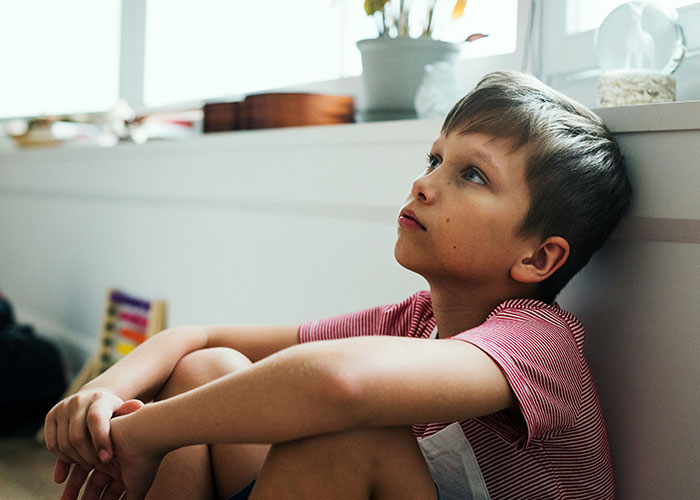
[615, 216, 700, 244]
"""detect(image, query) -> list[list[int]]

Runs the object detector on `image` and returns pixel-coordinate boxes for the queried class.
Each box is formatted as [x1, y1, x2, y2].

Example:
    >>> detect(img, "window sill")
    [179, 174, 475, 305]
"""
[2, 100, 699, 157]
[593, 100, 700, 133]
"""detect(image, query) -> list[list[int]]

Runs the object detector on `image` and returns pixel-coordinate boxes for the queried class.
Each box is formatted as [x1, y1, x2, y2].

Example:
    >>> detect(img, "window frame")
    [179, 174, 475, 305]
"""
[119, 0, 147, 112]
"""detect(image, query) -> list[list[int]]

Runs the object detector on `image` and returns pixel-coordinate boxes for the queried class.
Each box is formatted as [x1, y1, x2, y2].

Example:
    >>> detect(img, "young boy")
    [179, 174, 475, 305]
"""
[45, 71, 631, 500]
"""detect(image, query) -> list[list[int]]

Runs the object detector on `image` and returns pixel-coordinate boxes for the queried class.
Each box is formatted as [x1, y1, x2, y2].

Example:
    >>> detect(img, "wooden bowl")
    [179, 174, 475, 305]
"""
[243, 93, 355, 129]
[203, 102, 243, 132]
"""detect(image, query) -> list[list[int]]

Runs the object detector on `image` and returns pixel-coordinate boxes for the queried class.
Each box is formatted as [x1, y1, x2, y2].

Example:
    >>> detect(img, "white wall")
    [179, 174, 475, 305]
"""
[1, 102, 700, 498]
[0, 119, 440, 372]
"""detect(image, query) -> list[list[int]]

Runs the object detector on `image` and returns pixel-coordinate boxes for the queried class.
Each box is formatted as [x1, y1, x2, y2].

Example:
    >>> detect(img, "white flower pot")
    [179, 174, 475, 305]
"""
[357, 37, 461, 121]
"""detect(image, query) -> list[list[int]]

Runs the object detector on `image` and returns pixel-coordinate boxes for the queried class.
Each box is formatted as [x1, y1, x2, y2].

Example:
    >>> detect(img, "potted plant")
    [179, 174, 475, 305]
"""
[358, 0, 485, 121]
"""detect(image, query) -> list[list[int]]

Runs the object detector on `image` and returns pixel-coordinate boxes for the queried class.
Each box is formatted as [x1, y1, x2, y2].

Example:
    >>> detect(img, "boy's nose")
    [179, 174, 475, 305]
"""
[411, 174, 437, 204]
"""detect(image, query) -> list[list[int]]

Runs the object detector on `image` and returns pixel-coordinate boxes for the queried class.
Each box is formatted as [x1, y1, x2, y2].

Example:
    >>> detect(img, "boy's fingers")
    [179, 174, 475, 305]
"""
[124, 489, 148, 500]
[114, 399, 144, 417]
[50, 447, 75, 469]
[80, 468, 111, 500]
[46, 419, 73, 465]
[99, 479, 126, 500]
[68, 410, 100, 464]
[59, 463, 92, 500]
[53, 460, 71, 484]
[86, 397, 143, 463]
[55, 415, 83, 465]
[44, 412, 57, 450]
[46, 408, 73, 464]
[86, 398, 123, 462]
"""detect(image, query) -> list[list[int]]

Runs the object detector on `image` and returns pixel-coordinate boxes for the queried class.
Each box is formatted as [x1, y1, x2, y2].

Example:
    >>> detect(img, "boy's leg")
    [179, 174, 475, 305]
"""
[251, 427, 437, 500]
[145, 348, 270, 500]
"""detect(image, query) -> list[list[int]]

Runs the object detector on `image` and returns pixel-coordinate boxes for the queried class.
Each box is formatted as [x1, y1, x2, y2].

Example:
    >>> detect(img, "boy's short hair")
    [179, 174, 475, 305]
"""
[442, 71, 632, 303]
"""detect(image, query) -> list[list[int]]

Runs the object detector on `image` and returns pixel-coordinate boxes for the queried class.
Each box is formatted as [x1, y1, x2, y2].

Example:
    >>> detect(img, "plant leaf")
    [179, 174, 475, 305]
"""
[452, 0, 467, 20]
[466, 33, 488, 42]
[365, 0, 391, 16]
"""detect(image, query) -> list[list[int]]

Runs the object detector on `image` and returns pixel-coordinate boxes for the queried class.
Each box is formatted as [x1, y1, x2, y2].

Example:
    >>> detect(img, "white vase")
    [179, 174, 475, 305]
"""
[357, 37, 461, 121]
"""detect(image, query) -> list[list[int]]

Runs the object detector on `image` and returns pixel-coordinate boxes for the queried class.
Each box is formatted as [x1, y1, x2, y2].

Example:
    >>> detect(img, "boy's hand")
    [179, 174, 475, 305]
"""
[45, 389, 130, 466]
[106, 408, 165, 500]
[53, 399, 149, 500]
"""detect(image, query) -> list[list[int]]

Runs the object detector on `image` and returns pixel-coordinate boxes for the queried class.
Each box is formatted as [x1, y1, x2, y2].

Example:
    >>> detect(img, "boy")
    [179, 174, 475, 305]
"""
[45, 71, 631, 500]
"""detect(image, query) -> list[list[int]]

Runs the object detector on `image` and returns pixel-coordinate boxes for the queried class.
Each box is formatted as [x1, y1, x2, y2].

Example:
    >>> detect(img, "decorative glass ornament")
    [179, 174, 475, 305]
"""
[594, 1, 685, 106]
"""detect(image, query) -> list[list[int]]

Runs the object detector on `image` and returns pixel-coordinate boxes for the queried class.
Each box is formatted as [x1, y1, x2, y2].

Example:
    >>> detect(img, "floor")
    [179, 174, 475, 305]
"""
[0, 435, 66, 499]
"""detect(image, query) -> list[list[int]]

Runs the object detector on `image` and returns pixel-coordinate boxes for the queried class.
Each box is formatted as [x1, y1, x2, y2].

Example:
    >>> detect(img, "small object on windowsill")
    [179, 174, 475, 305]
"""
[203, 102, 242, 133]
[414, 60, 459, 120]
[357, 0, 486, 121]
[594, 1, 685, 107]
[8, 119, 62, 149]
[7, 118, 104, 149]
[129, 110, 202, 144]
[244, 93, 355, 129]
[597, 71, 676, 107]
[6, 105, 202, 150]
[203, 93, 355, 133]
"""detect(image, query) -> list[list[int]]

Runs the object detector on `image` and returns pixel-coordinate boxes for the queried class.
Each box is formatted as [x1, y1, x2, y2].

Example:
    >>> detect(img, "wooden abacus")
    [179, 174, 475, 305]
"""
[64, 289, 167, 393]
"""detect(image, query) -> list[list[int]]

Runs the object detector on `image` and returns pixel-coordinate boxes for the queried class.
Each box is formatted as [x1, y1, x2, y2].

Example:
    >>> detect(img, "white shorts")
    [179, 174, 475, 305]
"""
[417, 422, 491, 500]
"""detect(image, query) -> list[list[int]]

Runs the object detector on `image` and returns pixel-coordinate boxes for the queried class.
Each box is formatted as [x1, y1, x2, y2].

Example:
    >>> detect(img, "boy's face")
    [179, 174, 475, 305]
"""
[395, 132, 537, 290]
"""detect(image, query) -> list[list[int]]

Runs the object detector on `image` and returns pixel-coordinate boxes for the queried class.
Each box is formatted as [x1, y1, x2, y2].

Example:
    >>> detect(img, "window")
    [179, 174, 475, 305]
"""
[0, 0, 121, 119]
[439, 0, 518, 57]
[0, 0, 521, 118]
[142, 0, 376, 107]
[143, 0, 518, 108]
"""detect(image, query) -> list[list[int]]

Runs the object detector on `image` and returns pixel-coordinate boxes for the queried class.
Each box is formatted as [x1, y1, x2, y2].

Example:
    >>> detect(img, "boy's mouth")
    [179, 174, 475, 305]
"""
[399, 209, 426, 230]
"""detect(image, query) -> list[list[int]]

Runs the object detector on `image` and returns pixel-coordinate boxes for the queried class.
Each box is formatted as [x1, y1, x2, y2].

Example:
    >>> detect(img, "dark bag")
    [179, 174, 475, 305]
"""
[0, 292, 67, 435]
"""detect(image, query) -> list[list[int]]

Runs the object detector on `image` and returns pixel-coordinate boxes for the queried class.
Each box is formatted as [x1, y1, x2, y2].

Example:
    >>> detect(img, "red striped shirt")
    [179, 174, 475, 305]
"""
[299, 291, 614, 499]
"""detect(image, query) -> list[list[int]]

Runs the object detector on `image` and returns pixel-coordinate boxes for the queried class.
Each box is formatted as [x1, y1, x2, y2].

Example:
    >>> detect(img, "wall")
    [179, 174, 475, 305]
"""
[1, 102, 699, 498]
[0, 119, 440, 372]
[558, 102, 700, 499]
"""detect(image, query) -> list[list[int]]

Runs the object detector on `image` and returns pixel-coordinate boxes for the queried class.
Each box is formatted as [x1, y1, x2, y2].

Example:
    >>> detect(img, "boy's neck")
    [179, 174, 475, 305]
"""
[429, 284, 519, 338]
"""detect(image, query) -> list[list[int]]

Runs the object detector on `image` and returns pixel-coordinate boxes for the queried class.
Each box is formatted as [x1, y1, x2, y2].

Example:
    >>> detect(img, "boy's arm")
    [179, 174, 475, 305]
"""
[115, 334, 514, 455]
[81, 324, 300, 401]
[45, 324, 299, 467]
[57, 335, 512, 500]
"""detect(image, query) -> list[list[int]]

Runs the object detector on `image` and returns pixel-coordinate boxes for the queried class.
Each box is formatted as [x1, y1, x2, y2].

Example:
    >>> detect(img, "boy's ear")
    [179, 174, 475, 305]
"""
[511, 236, 570, 284]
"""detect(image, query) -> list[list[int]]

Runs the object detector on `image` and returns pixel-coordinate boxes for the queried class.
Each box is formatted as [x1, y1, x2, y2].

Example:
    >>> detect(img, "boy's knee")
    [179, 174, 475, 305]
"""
[161, 348, 253, 397]
[259, 427, 435, 499]
[177, 347, 253, 381]
[269, 426, 418, 468]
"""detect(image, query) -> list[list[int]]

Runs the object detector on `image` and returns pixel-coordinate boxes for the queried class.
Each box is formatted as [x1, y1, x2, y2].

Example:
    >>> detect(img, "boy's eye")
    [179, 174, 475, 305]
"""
[426, 153, 441, 171]
[463, 167, 487, 185]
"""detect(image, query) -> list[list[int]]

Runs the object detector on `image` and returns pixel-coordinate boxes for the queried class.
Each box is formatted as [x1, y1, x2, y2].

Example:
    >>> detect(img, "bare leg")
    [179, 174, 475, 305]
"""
[250, 427, 437, 500]
[145, 348, 270, 500]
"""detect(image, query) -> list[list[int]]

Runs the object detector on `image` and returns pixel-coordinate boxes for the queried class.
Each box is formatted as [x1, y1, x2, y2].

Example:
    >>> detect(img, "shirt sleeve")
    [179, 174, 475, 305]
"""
[451, 306, 583, 448]
[299, 291, 434, 343]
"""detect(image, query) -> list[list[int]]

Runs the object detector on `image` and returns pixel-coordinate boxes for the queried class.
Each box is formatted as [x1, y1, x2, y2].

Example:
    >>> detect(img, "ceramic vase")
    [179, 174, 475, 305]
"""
[357, 37, 461, 121]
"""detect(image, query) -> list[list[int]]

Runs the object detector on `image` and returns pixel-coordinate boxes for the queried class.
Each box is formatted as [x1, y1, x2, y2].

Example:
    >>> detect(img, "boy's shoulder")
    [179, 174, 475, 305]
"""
[474, 298, 585, 348]
[486, 299, 582, 331]
[454, 298, 586, 365]
[409, 291, 583, 342]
